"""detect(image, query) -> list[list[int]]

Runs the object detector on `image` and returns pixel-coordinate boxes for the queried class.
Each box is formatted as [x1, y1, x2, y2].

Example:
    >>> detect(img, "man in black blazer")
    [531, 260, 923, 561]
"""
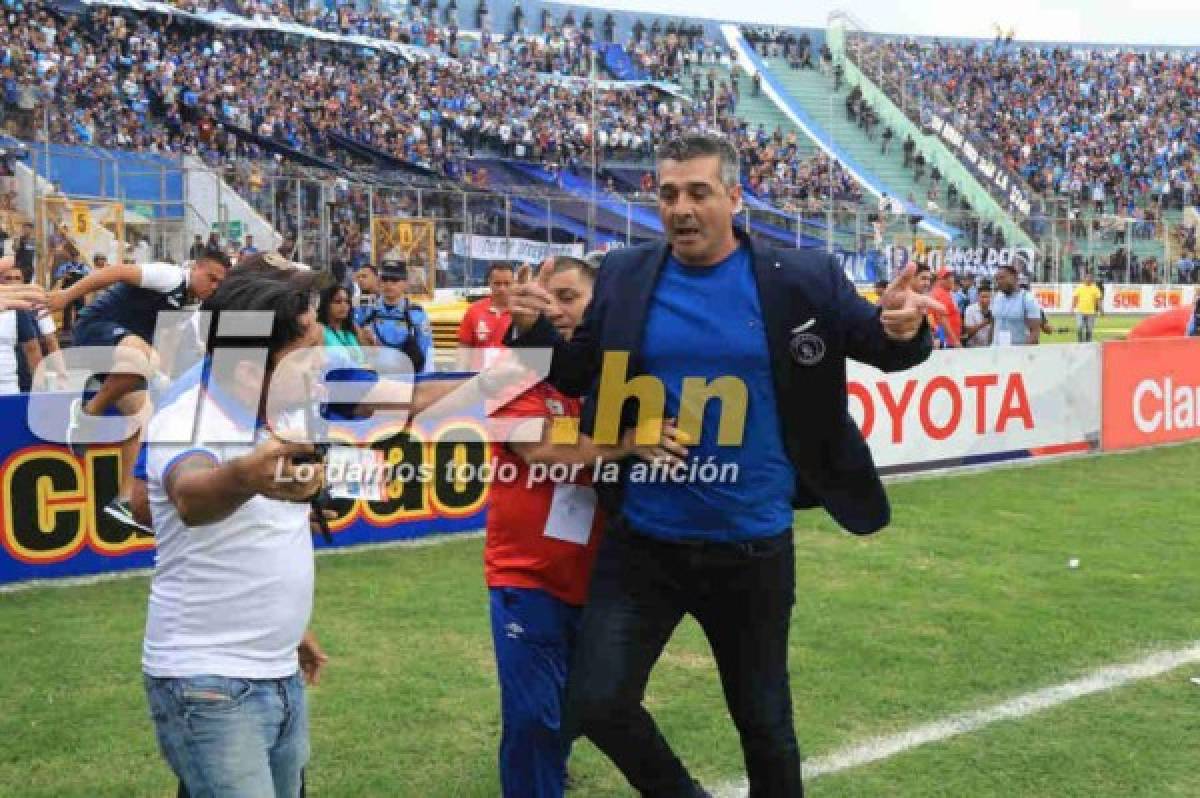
[507, 132, 940, 797]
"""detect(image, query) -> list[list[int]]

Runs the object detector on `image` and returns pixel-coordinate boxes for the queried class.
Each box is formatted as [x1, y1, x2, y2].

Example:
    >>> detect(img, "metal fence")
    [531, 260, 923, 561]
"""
[14, 144, 1197, 289]
[264, 174, 1195, 286]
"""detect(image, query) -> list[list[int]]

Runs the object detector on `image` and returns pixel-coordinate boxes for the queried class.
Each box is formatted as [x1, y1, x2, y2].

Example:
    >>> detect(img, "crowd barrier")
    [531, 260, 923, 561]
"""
[2, 338, 1199, 586]
[849, 344, 1101, 472]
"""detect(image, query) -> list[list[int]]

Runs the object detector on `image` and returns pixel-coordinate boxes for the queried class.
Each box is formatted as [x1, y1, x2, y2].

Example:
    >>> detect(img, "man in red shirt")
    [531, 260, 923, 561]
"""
[930, 267, 963, 347]
[486, 256, 685, 798]
[457, 262, 514, 371]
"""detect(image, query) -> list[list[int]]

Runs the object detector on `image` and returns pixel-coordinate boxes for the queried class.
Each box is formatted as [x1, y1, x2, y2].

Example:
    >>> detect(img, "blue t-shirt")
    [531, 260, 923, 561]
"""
[989, 289, 1041, 346]
[621, 246, 795, 542]
[75, 279, 189, 342]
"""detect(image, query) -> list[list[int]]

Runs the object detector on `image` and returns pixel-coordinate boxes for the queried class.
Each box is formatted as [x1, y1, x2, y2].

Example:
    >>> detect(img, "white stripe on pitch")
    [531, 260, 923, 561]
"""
[713, 642, 1200, 797]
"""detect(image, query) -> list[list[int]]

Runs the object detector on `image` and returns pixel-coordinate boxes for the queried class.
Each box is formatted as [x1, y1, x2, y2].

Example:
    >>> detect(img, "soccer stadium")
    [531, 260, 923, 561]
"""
[0, 0, 1198, 794]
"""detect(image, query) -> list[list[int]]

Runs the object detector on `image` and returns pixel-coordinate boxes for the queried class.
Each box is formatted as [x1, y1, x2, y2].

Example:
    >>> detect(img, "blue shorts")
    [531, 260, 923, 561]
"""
[71, 319, 142, 349]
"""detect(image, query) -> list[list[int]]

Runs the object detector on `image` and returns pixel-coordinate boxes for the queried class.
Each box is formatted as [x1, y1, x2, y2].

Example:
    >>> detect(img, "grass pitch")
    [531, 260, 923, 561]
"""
[1, 443, 1198, 797]
[1043, 313, 1146, 343]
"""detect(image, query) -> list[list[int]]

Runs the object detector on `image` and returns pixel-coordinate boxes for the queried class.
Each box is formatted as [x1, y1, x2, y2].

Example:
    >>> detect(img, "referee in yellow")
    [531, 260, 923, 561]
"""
[1071, 273, 1104, 342]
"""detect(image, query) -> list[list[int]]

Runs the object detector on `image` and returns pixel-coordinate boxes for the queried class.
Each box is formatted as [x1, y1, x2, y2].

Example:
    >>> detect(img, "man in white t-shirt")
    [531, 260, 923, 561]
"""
[141, 267, 329, 798]
[0, 256, 53, 394]
[961, 280, 995, 347]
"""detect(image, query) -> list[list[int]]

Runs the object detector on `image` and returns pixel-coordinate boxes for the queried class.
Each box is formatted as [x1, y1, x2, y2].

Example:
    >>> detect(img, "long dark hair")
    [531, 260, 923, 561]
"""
[200, 265, 321, 359]
[317, 284, 358, 336]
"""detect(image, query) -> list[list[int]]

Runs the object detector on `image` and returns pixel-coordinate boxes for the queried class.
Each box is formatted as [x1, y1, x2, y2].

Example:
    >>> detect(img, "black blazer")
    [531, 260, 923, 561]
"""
[509, 230, 933, 534]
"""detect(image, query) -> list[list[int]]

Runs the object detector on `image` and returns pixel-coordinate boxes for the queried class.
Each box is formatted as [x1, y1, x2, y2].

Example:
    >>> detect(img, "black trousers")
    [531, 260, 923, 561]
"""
[565, 518, 803, 797]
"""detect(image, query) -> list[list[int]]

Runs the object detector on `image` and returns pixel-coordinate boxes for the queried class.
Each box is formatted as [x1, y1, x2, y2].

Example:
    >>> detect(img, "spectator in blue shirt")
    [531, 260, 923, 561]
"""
[355, 261, 435, 374]
[989, 264, 1042, 345]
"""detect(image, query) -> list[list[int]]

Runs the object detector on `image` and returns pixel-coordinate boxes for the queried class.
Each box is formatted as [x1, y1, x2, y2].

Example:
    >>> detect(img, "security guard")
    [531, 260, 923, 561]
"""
[355, 260, 435, 374]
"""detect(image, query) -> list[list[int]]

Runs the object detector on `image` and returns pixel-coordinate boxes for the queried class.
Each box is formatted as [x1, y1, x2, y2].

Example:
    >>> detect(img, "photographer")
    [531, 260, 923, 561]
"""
[141, 266, 330, 798]
[962, 280, 995, 347]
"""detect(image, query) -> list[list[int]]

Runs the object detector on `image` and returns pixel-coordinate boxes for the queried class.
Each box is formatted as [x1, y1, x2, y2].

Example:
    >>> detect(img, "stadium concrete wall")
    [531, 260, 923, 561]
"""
[183, 156, 282, 252]
[2, 339, 1199, 585]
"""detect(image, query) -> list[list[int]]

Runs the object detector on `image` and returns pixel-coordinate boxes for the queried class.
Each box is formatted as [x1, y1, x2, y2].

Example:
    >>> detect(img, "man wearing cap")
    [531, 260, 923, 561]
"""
[356, 261, 435, 374]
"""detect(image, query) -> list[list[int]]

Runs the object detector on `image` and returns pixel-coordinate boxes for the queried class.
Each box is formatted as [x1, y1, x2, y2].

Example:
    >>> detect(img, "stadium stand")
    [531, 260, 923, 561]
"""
[842, 31, 1200, 278]
[2, 0, 1197, 287]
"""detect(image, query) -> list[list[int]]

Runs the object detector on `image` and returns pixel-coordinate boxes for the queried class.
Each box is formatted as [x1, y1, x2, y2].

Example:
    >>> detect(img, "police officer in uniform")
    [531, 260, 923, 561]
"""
[355, 260, 435, 374]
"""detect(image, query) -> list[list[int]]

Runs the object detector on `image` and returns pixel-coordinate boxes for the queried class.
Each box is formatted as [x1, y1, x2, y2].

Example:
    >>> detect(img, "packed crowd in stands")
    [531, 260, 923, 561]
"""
[13, 0, 1195, 280]
[738, 125, 864, 208]
[847, 35, 1200, 213]
[617, 19, 714, 81]
[1, 2, 647, 171]
[1, 0, 866, 215]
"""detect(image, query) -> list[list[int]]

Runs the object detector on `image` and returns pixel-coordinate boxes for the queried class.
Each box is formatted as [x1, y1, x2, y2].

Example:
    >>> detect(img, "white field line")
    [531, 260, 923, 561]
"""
[712, 642, 1200, 797]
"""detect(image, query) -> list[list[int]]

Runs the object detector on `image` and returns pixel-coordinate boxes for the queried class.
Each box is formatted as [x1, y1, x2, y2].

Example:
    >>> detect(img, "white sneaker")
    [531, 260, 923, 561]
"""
[103, 497, 152, 535]
[65, 398, 87, 458]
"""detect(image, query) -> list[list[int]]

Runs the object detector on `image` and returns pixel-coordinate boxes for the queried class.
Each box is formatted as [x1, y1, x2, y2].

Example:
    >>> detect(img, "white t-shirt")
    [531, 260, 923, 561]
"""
[138, 261, 187, 293]
[142, 384, 313, 679]
[962, 302, 993, 347]
[0, 311, 19, 396]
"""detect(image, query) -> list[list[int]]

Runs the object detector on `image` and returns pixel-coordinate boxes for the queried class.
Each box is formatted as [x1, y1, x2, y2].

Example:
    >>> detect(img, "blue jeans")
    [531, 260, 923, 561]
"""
[490, 587, 582, 798]
[565, 518, 801, 797]
[144, 672, 309, 798]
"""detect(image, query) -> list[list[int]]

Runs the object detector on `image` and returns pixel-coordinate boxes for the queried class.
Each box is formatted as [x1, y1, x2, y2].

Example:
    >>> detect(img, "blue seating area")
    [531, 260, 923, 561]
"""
[3, 137, 184, 218]
[480, 158, 828, 248]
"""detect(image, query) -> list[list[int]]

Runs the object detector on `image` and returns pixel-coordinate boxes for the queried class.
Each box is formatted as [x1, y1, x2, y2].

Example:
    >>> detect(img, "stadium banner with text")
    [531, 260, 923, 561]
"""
[875, 244, 1040, 280]
[1101, 338, 1200, 451]
[451, 234, 584, 263]
[0, 389, 489, 587]
[1029, 284, 1197, 315]
[14, 339, 1200, 585]
[925, 111, 1034, 217]
[848, 344, 1101, 473]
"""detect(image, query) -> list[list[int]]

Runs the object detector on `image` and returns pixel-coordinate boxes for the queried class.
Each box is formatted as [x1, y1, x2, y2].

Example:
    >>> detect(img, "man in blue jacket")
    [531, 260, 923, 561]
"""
[508, 131, 940, 797]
